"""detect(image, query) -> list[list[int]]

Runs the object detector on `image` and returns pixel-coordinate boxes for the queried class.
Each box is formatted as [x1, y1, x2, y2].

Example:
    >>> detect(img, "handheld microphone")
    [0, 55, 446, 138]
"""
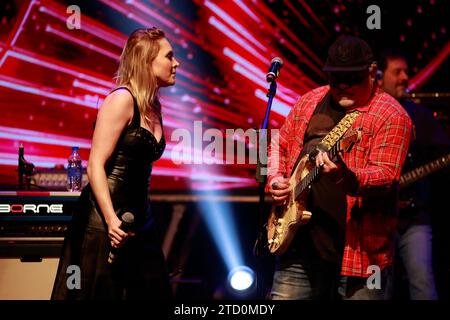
[108, 212, 135, 264]
[266, 57, 284, 82]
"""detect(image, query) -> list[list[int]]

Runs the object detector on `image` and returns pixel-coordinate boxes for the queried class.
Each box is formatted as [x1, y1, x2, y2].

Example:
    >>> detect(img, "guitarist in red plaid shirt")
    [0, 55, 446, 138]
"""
[267, 35, 412, 300]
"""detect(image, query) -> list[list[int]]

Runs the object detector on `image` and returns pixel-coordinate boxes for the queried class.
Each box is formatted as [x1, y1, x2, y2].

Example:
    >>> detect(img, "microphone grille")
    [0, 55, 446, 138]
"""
[271, 57, 283, 66]
[122, 211, 135, 223]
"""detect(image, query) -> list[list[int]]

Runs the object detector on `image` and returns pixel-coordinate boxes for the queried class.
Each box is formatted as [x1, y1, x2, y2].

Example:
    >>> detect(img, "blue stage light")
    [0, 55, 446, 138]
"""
[198, 192, 243, 271]
[197, 190, 258, 298]
[228, 266, 255, 291]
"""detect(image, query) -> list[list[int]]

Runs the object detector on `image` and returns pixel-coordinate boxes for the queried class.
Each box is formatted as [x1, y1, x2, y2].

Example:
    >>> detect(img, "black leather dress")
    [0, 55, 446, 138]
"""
[51, 87, 171, 300]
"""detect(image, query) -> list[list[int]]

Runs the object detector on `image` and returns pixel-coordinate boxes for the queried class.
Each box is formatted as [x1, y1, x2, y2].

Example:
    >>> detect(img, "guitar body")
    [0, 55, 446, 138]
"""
[267, 154, 313, 255]
[266, 127, 361, 255]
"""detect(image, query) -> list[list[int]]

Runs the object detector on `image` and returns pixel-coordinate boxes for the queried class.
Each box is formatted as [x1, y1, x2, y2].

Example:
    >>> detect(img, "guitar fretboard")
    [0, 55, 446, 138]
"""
[399, 153, 450, 188]
[294, 141, 340, 199]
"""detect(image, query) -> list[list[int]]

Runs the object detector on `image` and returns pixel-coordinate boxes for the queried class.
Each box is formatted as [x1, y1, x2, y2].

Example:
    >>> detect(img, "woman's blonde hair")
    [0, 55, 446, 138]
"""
[115, 27, 165, 118]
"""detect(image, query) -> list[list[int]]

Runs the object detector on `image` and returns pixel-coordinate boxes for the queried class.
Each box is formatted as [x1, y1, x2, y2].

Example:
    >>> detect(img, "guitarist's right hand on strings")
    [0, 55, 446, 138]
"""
[269, 177, 291, 205]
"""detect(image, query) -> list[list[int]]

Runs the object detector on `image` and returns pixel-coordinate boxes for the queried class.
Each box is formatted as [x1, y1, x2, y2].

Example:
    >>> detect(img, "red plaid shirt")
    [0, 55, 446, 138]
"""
[267, 85, 412, 277]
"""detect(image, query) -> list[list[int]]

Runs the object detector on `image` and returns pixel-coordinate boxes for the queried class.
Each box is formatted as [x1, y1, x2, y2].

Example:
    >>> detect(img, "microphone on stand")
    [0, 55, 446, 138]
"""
[108, 212, 135, 264]
[266, 57, 284, 82]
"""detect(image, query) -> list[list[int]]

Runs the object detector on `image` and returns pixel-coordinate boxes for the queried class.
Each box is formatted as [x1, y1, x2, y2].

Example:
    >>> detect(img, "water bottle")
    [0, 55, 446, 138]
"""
[67, 146, 82, 192]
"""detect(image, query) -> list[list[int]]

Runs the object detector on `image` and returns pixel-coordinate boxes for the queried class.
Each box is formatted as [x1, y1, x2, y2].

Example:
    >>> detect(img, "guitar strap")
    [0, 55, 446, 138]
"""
[319, 110, 360, 151]
[289, 110, 360, 177]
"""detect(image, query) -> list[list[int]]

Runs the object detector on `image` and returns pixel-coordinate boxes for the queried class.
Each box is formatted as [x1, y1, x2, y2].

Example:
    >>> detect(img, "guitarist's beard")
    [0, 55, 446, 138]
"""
[338, 97, 355, 108]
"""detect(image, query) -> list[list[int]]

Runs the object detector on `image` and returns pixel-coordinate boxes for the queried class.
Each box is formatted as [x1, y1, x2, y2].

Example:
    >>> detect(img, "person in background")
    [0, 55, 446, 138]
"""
[52, 27, 179, 300]
[377, 49, 450, 300]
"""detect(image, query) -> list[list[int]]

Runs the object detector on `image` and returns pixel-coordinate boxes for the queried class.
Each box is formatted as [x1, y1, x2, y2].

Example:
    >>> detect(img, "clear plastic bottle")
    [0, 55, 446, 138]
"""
[67, 146, 82, 192]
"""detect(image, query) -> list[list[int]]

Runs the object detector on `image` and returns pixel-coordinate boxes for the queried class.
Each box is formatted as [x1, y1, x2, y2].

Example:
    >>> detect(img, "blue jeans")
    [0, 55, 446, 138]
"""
[271, 258, 393, 300]
[397, 224, 438, 300]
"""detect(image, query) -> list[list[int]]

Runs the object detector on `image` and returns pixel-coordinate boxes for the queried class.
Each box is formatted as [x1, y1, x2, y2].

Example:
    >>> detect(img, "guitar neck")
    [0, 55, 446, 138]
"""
[295, 142, 340, 199]
[399, 153, 450, 188]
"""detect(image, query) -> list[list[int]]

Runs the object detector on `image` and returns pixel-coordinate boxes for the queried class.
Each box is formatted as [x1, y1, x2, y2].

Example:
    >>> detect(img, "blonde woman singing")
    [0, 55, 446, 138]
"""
[52, 27, 179, 300]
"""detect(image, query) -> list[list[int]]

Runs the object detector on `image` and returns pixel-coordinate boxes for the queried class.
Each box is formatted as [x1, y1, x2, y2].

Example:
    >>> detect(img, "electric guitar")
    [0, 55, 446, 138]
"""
[399, 153, 450, 189]
[267, 130, 361, 255]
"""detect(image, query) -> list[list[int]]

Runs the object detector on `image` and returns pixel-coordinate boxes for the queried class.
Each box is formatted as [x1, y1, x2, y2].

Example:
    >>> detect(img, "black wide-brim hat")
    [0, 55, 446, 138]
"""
[323, 35, 374, 72]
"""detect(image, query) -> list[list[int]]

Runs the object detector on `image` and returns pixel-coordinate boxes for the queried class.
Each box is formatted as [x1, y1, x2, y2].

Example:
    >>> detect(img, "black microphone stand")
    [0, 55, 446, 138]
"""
[253, 80, 277, 299]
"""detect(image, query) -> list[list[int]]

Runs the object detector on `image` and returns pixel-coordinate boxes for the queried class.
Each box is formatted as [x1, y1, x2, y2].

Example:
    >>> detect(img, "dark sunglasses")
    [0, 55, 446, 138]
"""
[329, 71, 368, 87]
